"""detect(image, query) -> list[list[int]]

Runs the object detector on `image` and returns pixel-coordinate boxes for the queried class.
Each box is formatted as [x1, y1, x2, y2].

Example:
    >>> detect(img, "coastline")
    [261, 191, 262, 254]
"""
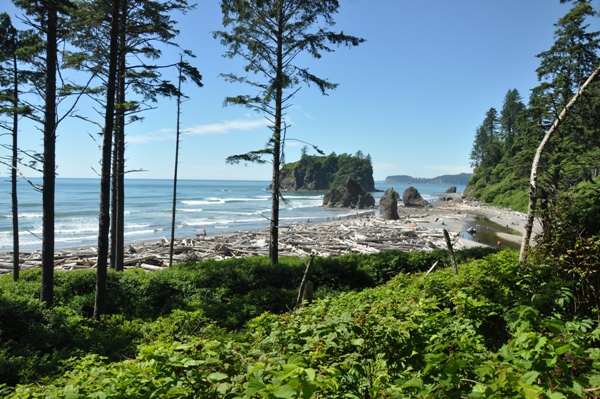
[0, 193, 531, 275]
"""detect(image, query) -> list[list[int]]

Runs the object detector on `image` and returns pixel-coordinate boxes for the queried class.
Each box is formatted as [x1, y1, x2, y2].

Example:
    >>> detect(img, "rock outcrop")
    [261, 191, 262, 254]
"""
[446, 186, 457, 193]
[402, 186, 429, 208]
[279, 168, 330, 191]
[379, 188, 400, 220]
[322, 177, 375, 209]
[274, 153, 375, 192]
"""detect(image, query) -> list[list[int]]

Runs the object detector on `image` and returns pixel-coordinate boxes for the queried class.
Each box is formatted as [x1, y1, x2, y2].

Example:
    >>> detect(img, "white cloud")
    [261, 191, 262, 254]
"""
[126, 119, 266, 144]
[127, 128, 175, 144]
[185, 119, 266, 135]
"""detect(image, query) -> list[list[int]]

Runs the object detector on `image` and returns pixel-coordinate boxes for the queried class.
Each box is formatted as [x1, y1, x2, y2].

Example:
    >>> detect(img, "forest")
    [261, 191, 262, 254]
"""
[385, 173, 472, 186]
[2, 0, 600, 397]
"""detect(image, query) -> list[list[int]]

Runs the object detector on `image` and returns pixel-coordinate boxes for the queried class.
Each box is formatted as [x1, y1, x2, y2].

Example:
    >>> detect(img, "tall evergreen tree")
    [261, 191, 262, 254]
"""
[67, 0, 201, 273]
[215, 0, 364, 265]
[12, 0, 74, 306]
[530, 0, 600, 235]
[94, 0, 120, 321]
[470, 107, 501, 170]
[499, 89, 526, 157]
[0, 13, 40, 281]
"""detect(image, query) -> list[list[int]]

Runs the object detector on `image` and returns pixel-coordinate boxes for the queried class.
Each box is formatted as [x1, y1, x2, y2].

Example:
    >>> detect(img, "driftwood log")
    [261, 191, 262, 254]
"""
[0, 215, 466, 275]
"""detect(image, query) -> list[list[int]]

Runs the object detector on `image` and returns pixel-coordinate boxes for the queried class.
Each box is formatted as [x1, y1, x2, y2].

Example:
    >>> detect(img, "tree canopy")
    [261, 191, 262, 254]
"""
[466, 0, 600, 257]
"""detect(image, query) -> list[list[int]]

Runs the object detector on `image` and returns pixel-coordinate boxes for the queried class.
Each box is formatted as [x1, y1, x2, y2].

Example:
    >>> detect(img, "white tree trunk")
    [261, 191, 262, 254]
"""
[519, 64, 600, 264]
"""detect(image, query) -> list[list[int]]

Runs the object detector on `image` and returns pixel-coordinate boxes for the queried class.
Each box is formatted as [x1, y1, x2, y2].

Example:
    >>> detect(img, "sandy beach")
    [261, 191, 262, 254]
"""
[0, 193, 532, 275]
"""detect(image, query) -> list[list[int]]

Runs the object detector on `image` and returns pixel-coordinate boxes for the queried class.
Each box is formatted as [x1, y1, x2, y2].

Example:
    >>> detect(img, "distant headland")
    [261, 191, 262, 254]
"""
[385, 173, 472, 185]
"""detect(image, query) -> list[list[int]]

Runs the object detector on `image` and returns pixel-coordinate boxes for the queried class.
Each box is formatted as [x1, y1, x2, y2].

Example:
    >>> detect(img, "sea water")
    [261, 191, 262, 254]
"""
[0, 178, 465, 252]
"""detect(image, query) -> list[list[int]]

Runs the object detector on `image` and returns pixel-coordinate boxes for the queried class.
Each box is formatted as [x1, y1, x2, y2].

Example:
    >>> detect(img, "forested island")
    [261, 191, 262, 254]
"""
[385, 173, 471, 185]
[275, 150, 375, 192]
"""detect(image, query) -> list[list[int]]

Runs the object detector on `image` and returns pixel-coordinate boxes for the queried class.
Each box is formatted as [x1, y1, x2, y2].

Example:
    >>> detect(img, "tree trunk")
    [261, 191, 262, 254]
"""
[40, 4, 58, 307]
[519, 63, 600, 264]
[11, 53, 19, 282]
[115, 0, 126, 271]
[169, 56, 183, 268]
[94, 0, 120, 320]
[269, 10, 285, 266]
[443, 229, 457, 277]
[296, 254, 315, 307]
[111, 0, 126, 272]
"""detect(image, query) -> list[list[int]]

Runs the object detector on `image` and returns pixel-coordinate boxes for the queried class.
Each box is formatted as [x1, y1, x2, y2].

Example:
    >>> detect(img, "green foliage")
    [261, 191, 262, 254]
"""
[0, 247, 495, 386]
[385, 173, 472, 185]
[280, 152, 375, 191]
[5, 249, 600, 397]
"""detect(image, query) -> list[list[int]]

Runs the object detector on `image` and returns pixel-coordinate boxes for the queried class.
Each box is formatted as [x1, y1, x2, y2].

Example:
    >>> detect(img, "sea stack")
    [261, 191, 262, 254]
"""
[322, 177, 375, 209]
[379, 188, 400, 220]
[402, 186, 429, 208]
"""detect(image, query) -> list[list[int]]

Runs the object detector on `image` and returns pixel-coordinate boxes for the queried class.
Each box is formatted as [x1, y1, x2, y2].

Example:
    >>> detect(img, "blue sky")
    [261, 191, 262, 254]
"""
[1, 0, 597, 182]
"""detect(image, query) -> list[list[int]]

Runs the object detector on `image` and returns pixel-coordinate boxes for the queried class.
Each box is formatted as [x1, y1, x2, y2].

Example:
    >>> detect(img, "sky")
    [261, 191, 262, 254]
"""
[1, 0, 598, 182]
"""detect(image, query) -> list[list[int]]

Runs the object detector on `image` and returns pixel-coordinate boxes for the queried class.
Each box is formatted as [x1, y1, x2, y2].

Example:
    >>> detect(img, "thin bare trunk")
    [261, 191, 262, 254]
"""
[115, 0, 126, 272]
[295, 254, 315, 307]
[11, 53, 19, 281]
[519, 64, 600, 264]
[443, 229, 457, 277]
[169, 56, 183, 268]
[94, 0, 120, 320]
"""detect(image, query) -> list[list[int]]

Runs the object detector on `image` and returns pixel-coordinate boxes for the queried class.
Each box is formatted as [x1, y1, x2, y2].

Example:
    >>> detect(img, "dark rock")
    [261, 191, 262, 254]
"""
[446, 186, 457, 193]
[322, 177, 375, 209]
[402, 186, 429, 208]
[379, 188, 400, 220]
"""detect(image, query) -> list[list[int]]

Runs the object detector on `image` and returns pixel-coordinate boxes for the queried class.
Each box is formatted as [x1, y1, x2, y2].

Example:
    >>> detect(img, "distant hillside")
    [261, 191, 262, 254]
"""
[385, 173, 472, 185]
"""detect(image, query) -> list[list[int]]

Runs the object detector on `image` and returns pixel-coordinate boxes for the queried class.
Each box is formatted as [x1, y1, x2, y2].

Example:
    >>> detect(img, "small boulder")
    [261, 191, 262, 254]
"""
[379, 188, 400, 220]
[402, 186, 429, 208]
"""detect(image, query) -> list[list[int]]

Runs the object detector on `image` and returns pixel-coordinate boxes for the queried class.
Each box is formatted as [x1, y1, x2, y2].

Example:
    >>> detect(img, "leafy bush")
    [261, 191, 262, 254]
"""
[5, 249, 600, 398]
[0, 247, 496, 387]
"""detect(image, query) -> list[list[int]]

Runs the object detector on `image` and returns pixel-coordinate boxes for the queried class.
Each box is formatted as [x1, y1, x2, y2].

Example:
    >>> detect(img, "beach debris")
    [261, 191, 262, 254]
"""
[0, 214, 467, 275]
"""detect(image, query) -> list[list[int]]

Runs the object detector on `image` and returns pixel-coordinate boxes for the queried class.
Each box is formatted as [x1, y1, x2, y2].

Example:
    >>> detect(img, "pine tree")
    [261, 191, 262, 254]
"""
[0, 13, 41, 282]
[215, 0, 364, 265]
[12, 0, 75, 306]
[499, 89, 526, 158]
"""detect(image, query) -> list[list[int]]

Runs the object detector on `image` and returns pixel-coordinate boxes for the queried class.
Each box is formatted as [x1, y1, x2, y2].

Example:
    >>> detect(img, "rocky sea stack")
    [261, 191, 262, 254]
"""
[322, 177, 375, 209]
[274, 152, 375, 192]
[402, 186, 429, 208]
[379, 188, 400, 220]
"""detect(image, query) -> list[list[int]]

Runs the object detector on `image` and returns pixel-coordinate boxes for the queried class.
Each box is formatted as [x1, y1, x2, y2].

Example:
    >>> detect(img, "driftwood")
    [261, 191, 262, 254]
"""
[443, 229, 458, 277]
[296, 254, 315, 308]
[0, 215, 466, 275]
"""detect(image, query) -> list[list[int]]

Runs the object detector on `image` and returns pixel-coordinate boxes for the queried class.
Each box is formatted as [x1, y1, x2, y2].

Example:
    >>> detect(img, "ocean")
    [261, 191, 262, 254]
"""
[0, 178, 465, 252]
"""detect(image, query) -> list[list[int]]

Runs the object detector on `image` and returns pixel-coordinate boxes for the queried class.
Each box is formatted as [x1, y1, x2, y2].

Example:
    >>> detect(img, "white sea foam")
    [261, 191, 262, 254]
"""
[0, 178, 462, 252]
